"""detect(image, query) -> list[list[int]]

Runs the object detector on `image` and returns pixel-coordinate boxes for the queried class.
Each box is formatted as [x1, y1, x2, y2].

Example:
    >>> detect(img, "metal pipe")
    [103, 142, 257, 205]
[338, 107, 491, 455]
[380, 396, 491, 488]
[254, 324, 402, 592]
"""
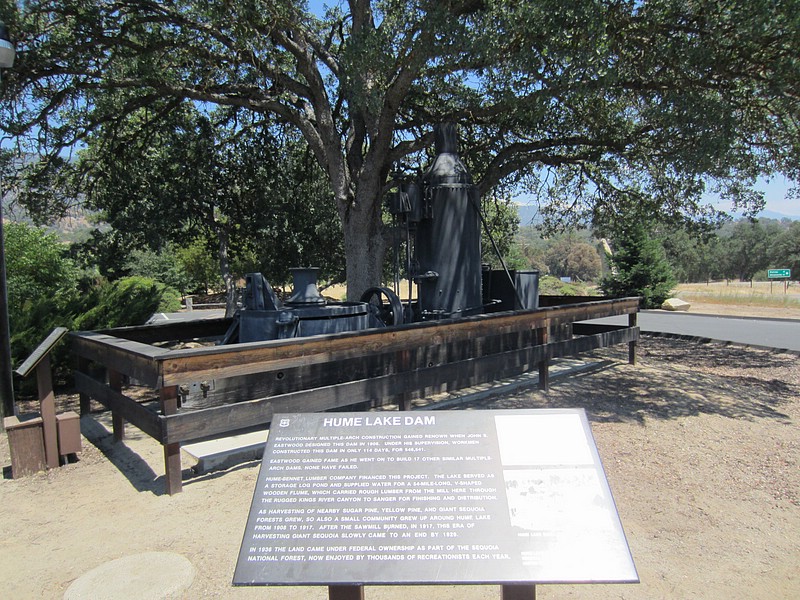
[0, 165, 15, 422]
[1, 22, 17, 426]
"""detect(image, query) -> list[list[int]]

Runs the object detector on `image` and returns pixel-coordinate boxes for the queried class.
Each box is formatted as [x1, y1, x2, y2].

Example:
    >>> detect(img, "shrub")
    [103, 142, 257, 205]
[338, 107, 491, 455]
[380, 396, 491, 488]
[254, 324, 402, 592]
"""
[75, 276, 182, 331]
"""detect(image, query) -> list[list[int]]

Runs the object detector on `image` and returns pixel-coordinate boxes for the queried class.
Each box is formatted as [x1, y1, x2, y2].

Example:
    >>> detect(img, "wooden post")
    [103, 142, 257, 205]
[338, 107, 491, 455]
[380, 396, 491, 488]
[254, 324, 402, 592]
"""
[36, 354, 59, 469]
[628, 312, 638, 366]
[502, 584, 536, 600]
[77, 356, 91, 416]
[108, 369, 125, 441]
[161, 385, 183, 495]
[537, 324, 549, 391]
[328, 585, 364, 600]
[397, 349, 412, 411]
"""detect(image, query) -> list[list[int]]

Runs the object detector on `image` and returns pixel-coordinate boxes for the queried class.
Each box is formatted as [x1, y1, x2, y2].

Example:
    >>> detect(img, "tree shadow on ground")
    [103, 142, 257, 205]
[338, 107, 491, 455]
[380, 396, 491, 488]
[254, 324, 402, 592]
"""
[458, 338, 798, 425]
[80, 415, 170, 495]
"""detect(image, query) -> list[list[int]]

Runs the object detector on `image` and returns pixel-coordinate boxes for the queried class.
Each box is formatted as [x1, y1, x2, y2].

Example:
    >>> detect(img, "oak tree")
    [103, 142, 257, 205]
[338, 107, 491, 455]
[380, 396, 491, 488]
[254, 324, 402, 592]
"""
[3, 0, 798, 298]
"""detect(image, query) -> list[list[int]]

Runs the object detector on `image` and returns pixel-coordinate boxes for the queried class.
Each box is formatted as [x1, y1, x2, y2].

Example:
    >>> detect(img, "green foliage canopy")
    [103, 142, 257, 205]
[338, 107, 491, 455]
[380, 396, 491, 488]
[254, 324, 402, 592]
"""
[3, 0, 799, 297]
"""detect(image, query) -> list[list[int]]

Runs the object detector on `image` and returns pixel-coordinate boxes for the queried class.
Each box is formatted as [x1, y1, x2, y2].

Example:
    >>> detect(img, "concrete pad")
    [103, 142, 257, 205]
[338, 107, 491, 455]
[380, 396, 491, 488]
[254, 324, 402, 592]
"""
[64, 552, 195, 600]
[182, 429, 268, 473]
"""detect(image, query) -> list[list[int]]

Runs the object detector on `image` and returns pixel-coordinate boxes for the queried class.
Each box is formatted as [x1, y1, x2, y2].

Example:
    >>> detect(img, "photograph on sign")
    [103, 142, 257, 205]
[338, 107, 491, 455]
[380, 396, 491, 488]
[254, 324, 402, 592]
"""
[233, 409, 637, 587]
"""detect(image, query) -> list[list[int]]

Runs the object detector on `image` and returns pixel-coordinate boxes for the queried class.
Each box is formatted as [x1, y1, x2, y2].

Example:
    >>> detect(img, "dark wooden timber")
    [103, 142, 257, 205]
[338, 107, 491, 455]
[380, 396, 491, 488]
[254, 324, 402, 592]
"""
[94, 317, 232, 345]
[502, 584, 536, 600]
[629, 312, 638, 365]
[70, 331, 167, 387]
[73, 371, 161, 439]
[70, 296, 639, 494]
[328, 585, 365, 600]
[109, 369, 125, 442]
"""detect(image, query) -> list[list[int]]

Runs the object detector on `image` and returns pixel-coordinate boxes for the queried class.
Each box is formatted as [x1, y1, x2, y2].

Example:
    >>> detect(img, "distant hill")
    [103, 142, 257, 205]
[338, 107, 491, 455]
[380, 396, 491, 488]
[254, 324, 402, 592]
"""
[513, 203, 543, 227]
[511, 202, 800, 227]
[754, 209, 800, 221]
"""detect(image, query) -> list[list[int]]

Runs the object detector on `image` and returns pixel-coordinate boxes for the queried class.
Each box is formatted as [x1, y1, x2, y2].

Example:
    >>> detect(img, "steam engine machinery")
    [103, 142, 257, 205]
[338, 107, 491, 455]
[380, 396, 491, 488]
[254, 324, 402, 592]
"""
[223, 123, 538, 344]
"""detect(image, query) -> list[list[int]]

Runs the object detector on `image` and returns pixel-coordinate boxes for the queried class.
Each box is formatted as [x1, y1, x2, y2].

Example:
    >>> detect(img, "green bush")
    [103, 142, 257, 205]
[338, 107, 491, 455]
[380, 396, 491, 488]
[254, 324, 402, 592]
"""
[75, 276, 182, 331]
[538, 275, 599, 296]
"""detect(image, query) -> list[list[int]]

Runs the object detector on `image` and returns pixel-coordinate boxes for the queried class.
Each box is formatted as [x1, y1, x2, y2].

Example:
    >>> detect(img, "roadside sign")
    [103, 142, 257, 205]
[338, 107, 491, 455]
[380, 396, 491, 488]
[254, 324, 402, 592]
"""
[768, 269, 791, 279]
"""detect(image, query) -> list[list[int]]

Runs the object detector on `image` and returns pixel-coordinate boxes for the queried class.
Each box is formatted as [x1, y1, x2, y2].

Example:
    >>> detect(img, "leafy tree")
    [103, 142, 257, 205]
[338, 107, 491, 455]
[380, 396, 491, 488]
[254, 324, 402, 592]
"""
[175, 239, 222, 295]
[3, 222, 78, 316]
[769, 221, 800, 281]
[479, 194, 522, 268]
[3, 222, 80, 387]
[125, 246, 192, 297]
[720, 219, 780, 281]
[662, 226, 725, 283]
[600, 220, 676, 308]
[71, 106, 344, 314]
[3, 0, 799, 300]
[543, 236, 602, 281]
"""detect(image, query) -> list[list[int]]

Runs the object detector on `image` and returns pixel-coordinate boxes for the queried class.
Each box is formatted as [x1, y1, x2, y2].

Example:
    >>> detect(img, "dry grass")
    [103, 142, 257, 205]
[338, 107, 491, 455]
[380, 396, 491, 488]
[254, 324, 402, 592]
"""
[675, 281, 800, 308]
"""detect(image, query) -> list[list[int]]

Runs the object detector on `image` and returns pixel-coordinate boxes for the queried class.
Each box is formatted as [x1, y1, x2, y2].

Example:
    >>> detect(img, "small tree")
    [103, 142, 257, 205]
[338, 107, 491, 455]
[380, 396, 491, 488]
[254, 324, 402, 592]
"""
[125, 246, 192, 297]
[600, 221, 676, 308]
[4, 222, 80, 389]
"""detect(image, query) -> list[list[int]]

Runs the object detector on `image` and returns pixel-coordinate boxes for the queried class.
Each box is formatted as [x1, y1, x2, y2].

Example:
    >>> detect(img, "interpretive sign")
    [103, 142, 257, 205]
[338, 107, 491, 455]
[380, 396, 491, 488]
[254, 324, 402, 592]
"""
[234, 409, 637, 587]
[768, 269, 791, 279]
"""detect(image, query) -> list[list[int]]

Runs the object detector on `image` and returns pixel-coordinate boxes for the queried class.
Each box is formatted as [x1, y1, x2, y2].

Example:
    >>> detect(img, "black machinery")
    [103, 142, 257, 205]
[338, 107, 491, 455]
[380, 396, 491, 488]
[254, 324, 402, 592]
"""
[224, 123, 538, 344]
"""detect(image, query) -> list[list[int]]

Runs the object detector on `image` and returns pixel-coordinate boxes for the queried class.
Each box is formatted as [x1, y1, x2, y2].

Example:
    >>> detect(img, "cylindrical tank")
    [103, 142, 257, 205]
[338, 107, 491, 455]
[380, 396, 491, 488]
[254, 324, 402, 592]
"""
[415, 123, 483, 319]
[237, 268, 370, 342]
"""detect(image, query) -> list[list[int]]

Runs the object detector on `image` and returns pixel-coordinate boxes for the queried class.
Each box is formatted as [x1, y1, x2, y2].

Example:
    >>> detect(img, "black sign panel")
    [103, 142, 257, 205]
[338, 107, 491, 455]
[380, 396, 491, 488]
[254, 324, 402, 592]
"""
[234, 409, 637, 586]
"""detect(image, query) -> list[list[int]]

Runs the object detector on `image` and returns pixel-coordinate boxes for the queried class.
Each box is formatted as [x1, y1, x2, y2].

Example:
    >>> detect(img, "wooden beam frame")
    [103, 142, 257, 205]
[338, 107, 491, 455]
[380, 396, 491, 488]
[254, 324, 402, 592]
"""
[70, 297, 640, 494]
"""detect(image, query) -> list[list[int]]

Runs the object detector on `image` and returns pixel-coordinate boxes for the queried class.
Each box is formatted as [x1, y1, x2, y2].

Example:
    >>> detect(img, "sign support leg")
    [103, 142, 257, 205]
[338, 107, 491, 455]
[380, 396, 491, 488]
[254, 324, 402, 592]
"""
[328, 585, 364, 600]
[628, 312, 638, 365]
[502, 583, 536, 599]
[537, 325, 549, 391]
[36, 355, 59, 468]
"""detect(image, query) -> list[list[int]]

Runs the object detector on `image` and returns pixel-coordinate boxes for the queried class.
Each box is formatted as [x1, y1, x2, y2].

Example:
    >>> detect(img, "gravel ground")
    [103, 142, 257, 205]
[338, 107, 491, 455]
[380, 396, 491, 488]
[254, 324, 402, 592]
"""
[1, 313, 798, 599]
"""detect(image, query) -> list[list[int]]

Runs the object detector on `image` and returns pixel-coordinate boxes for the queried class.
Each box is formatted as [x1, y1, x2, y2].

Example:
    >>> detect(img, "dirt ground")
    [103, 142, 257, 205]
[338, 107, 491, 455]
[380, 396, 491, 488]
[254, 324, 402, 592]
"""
[1, 301, 798, 599]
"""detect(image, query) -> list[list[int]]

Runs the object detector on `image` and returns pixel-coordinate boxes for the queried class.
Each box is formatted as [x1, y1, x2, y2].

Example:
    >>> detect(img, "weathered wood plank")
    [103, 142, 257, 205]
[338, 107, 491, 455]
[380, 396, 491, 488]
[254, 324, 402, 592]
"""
[177, 327, 543, 409]
[169, 326, 636, 445]
[96, 318, 232, 345]
[74, 371, 162, 440]
[162, 398, 274, 444]
[70, 332, 165, 387]
[36, 356, 60, 469]
[155, 308, 557, 385]
[161, 386, 183, 495]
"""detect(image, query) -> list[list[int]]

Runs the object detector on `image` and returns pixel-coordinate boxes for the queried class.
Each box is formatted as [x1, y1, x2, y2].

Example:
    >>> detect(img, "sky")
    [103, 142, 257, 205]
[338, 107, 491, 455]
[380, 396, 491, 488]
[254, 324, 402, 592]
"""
[749, 176, 797, 217]
[710, 174, 799, 219]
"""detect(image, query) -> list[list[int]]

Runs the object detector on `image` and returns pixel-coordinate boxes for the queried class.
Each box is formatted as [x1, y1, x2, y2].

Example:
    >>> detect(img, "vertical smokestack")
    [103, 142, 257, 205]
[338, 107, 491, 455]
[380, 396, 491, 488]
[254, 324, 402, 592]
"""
[434, 122, 459, 154]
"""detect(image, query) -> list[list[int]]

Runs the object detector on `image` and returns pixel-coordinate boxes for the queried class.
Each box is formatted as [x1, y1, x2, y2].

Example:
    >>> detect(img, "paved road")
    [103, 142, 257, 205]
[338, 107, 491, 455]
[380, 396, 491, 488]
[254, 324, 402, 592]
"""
[584, 310, 800, 352]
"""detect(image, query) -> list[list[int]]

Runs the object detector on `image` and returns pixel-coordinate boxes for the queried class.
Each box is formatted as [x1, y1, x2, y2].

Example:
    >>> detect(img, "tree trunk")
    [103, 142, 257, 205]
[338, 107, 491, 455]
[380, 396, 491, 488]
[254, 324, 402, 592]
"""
[216, 226, 237, 317]
[341, 194, 386, 302]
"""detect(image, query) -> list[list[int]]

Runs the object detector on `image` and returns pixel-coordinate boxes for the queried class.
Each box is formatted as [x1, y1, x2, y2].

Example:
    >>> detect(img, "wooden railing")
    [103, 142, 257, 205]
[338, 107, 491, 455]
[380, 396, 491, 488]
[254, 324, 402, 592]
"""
[71, 297, 640, 494]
